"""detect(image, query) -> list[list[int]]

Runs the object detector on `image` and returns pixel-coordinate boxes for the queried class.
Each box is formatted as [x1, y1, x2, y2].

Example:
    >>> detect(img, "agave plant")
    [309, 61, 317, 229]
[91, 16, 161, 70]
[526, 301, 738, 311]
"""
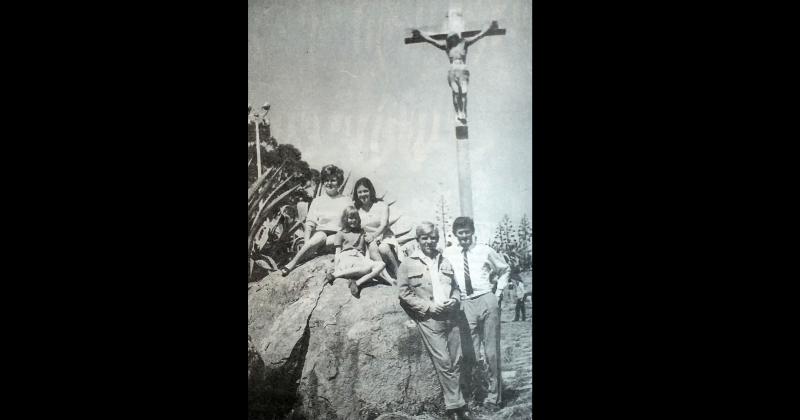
[248, 163, 303, 269]
[253, 166, 414, 276]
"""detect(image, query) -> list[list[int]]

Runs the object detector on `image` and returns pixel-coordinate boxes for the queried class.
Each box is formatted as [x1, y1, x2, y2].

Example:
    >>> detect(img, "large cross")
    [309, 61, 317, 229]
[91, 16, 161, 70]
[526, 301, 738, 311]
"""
[405, 4, 505, 218]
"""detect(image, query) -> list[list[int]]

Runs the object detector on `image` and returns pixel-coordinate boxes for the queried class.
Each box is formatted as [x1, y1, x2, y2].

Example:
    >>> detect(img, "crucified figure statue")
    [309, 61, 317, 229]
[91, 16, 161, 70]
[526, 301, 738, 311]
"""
[413, 20, 498, 123]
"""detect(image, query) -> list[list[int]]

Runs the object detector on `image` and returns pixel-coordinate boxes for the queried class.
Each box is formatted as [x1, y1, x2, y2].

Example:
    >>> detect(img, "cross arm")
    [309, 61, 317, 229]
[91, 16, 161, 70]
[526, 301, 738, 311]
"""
[404, 27, 506, 45]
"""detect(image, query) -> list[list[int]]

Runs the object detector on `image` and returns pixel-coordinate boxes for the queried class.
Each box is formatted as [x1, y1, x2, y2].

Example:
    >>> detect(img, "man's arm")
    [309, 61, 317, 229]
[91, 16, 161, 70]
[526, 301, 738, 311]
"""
[413, 29, 446, 50]
[439, 259, 461, 311]
[397, 262, 432, 316]
[443, 248, 467, 300]
[487, 248, 511, 298]
[464, 20, 498, 47]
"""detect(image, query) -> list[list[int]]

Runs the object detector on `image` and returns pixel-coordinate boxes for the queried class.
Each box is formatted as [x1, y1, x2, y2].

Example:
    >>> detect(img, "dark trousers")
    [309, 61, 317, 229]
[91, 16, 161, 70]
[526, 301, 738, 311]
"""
[514, 298, 526, 321]
[461, 292, 502, 405]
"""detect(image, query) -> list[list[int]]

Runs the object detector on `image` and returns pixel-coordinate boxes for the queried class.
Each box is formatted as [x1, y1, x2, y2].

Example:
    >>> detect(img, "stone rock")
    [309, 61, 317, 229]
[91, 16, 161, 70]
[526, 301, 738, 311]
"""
[248, 255, 445, 419]
[248, 335, 268, 417]
[374, 414, 416, 420]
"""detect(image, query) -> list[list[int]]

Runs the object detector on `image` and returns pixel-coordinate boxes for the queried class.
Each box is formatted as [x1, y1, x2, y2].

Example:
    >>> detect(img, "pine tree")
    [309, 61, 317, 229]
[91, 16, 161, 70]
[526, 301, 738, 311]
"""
[433, 196, 455, 249]
[490, 214, 516, 255]
[517, 214, 533, 271]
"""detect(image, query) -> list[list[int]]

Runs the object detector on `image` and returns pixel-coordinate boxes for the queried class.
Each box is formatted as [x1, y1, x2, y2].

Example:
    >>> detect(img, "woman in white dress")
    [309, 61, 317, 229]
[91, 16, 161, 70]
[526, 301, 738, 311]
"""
[280, 164, 352, 276]
[351, 177, 401, 278]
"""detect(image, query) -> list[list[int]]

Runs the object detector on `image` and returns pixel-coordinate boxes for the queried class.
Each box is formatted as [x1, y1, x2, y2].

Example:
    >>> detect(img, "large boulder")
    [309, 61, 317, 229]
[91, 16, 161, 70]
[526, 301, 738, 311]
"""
[248, 255, 445, 420]
[248, 335, 268, 416]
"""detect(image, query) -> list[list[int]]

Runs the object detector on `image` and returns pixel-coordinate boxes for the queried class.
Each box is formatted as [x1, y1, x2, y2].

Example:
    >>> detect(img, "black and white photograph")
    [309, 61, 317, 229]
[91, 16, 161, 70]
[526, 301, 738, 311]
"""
[248, 1, 532, 419]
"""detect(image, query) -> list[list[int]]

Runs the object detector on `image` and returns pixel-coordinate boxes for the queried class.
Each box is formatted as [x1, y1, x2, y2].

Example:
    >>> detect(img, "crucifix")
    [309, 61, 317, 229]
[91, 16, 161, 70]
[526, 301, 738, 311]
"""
[405, 4, 505, 217]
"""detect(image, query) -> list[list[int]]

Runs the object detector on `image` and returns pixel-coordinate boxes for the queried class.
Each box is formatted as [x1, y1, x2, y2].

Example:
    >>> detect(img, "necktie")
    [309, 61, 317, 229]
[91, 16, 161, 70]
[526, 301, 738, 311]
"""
[463, 248, 473, 296]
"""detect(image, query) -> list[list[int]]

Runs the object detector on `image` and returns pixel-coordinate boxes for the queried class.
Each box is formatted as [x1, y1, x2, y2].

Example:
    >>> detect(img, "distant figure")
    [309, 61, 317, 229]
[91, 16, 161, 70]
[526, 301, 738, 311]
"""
[397, 222, 473, 420]
[512, 275, 527, 322]
[326, 206, 386, 298]
[280, 164, 352, 276]
[413, 20, 498, 123]
[352, 177, 401, 279]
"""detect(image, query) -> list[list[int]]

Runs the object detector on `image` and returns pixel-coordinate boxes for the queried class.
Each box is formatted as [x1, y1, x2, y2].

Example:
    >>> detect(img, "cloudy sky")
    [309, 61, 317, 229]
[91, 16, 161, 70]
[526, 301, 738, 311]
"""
[248, 0, 532, 241]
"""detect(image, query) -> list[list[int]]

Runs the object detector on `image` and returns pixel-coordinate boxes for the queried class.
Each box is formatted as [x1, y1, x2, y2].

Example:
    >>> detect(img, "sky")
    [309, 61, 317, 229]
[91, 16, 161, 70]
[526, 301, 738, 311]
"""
[248, 0, 532, 242]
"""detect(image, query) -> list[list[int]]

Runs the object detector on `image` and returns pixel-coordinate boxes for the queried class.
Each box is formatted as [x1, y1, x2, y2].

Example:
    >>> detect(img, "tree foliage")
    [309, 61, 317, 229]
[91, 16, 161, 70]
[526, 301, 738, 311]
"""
[517, 214, 533, 270]
[490, 214, 533, 272]
[433, 195, 455, 249]
[248, 119, 315, 220]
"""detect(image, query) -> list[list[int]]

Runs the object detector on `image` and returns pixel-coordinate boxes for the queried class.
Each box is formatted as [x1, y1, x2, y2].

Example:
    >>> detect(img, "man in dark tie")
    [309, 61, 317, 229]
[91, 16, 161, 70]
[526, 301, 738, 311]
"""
[443, 216, 510, 409]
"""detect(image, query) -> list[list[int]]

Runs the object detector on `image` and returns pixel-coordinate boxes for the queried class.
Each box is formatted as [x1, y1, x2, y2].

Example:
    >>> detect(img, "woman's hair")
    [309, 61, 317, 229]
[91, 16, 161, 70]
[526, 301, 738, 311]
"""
[320, 164, 344, 186]
[340, 205, 362, 232]
[351, 177, 378, 209]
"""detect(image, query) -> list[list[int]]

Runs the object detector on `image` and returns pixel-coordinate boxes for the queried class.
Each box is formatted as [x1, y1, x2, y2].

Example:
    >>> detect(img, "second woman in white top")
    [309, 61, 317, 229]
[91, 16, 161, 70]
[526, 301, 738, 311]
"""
[352, 177, 401, 279]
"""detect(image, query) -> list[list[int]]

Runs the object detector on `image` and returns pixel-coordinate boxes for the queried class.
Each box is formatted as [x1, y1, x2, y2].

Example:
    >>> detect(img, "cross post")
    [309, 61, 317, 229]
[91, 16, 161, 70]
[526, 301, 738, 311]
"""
[405, 5, 505, 218]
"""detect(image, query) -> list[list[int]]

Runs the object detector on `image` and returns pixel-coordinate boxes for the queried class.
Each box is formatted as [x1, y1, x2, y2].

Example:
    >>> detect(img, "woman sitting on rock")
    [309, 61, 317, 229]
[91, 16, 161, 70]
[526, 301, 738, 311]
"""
[326, 206, 386, 298]
[352, 177, 401, 279]
[280, 164, 352, 276]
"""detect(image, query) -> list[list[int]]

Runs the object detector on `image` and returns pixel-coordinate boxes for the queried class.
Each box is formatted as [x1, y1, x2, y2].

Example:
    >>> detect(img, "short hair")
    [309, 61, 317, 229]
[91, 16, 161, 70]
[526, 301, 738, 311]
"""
[415, 221, 438, 238]
[351, 177, 378, 209]
[340, 205, 361, 231]
[320, 164, 344, 186]
[451, 216, 475, 234]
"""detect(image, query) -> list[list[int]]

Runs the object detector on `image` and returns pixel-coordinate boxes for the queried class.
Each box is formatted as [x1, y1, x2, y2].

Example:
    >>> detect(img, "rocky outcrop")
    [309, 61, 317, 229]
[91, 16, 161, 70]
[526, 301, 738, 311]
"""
[248, 255, 445, 420]
[248, 335, 268, 415]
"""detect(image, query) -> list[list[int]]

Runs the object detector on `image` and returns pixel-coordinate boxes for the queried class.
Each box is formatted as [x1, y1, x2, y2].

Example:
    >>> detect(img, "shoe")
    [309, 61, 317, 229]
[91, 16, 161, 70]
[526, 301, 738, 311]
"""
[325, 272, 335, 285]
[482, 399, 500, 411]
[513, 318, 519, 322]
[455, 406, 474, 420]
[349, 280, 360, 298]
[279, 266, 291, 277]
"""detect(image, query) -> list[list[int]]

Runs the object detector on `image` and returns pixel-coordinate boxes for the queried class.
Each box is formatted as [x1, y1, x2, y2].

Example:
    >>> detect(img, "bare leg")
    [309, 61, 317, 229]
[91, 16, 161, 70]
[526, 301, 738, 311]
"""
[355, 261, 385, 286]
[449, 77, 463, 122]
[368, 242, 391, 282]
[460, 79, 469, 121]
[377, 242, 400, 278]
[452, 92, 461, 121]
[367, 242, 394, 282]
[367, 241, 382, 262]
[456, 88, 465, 121]
[333, 265, 371, 279]
[284, 231, 327, 270]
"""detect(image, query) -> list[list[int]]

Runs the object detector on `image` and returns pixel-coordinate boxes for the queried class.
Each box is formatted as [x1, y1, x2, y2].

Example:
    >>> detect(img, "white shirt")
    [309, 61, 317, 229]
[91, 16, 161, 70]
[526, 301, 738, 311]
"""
[358, 201, 391, 240]
[304, 194, 352, 233]
[415, 250, 449, 304]
[443, 243, 510, 300]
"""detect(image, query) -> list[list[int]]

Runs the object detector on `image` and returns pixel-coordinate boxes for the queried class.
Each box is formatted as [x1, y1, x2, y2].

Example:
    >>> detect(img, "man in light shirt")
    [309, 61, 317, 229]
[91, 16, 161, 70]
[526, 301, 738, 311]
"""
[397, 222, 472, 420]
[443, 217, 510, 408]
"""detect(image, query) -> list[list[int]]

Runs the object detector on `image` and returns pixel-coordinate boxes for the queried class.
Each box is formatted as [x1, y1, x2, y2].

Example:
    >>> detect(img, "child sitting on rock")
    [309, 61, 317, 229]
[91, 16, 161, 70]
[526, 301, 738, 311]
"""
[325, 206, 386, 298]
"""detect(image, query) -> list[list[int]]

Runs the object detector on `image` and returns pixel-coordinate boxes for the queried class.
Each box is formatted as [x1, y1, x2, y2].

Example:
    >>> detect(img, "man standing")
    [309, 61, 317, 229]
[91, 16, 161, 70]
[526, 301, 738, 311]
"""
[397, 222, 472, 420]
[443, 217, 510, 408]
[512, 274, 527, 322]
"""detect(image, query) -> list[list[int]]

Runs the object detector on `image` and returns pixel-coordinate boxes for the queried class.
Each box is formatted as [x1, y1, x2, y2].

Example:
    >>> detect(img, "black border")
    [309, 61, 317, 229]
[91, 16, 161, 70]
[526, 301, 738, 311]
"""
[5, 0, 757, 417]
